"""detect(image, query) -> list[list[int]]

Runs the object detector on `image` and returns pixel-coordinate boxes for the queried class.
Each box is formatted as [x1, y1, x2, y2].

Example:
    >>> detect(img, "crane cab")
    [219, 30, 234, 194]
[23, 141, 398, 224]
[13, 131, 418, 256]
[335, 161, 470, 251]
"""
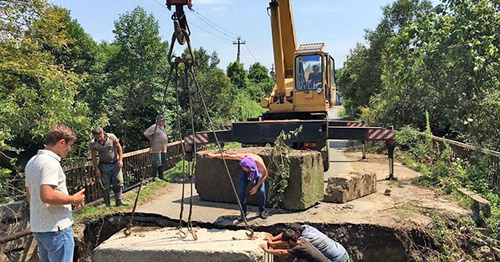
[259, 0, 335, 120]
[292, 43, 336, 115]
[260, 43, 336, 120]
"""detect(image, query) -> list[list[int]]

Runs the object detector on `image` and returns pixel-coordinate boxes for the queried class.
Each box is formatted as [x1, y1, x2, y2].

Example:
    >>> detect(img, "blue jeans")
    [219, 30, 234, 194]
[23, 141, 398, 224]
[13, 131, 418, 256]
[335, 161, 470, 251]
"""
[238, 170, 266, 214]
[33, 227, 74, 262]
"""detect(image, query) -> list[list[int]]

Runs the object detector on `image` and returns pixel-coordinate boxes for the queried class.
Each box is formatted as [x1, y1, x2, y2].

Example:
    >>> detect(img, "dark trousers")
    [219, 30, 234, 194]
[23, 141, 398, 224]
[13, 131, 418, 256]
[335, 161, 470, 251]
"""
[99, 162, 123, 206]
[151, 152, 167, 179]
[238, 170, 266, 215]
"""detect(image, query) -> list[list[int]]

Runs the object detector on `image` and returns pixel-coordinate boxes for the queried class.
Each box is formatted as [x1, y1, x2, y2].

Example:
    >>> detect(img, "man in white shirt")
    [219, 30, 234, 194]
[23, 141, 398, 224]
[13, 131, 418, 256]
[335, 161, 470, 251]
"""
[144, 115, 169, 180]
[25, 124, 86, 262]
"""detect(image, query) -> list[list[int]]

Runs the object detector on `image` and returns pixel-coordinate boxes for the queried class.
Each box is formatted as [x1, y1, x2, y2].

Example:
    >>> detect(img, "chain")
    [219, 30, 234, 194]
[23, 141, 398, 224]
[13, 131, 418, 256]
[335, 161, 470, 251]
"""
[188, 66, 255, 238]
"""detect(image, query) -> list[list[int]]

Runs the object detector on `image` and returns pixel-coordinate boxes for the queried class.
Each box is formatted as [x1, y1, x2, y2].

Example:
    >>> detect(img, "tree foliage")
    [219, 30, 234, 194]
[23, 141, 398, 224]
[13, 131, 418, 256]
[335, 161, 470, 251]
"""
[0, 0, 94, 160]
[338, 0, 432, 118]
[339, 0, 499, 150]
[103, 6, 171, 150]
[0, 2, 275, 203]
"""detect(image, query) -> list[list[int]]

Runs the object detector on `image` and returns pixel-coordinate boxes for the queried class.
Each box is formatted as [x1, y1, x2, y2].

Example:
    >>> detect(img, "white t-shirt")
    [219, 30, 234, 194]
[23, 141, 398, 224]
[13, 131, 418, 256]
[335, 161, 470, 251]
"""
[25, 149, 73, 232]
[144, 124, 168, 153]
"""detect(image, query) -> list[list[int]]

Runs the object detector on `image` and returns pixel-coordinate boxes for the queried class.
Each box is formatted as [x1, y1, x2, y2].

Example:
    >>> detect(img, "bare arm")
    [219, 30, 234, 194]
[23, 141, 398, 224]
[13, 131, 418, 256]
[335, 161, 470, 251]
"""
[26, 187, 30, 203]
[91, 149, 101, 176]
[259, 244, 290, 256]
[204, 152, 246, 160]
[250, 156, 268, 195]
[116, 140, 124, 168]
[268, 232, 283, 242]
[40, 185, 85, 206]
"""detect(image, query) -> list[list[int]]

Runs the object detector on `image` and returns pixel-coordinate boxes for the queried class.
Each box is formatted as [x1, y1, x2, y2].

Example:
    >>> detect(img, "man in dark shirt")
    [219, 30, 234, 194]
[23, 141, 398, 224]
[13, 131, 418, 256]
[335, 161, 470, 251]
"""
[308, 64, 322, 89]
[260, 229, 330, 262]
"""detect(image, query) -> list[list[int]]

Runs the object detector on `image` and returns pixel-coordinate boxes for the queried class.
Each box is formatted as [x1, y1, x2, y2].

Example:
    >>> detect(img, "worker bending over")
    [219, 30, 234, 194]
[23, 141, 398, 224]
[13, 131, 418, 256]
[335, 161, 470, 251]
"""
[266, 223, 349, 262]
[203, 152, 268, 220]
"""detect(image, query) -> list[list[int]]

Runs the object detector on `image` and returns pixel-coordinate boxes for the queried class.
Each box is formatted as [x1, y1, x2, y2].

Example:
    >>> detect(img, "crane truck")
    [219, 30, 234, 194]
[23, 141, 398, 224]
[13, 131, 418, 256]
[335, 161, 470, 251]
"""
[170, 0, 397, 178]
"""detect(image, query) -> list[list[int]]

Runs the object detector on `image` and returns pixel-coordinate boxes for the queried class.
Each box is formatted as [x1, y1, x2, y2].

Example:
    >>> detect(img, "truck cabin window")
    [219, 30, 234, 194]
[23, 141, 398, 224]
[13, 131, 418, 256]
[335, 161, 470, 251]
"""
[295, 55, 323, 91]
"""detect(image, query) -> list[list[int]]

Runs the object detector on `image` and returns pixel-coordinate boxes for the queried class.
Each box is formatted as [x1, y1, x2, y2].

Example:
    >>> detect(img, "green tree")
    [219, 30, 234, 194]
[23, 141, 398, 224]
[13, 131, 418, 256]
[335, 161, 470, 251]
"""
[0, 0, 94, 201]
[226, 61, 248, 89]
[248, 62, 274, 99]
[373, 0, 499, 149]
[175, 48, 234, 135]
[104, 6, 170, 151]
[0, 1, 93, 158]
[338, 0, 432, 119]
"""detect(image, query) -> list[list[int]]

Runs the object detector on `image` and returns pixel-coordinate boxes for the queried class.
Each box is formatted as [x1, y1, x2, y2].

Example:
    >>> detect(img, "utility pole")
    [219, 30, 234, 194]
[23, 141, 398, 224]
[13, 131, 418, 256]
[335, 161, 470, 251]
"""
[233, 36, 246, 63]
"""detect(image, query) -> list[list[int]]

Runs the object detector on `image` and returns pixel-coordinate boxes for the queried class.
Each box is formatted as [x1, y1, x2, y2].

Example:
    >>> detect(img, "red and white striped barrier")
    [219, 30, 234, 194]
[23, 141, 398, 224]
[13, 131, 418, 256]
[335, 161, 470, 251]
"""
[347, 122, 367, 127]
[367, 129, 395, 140]
[185, 133, 209, 144]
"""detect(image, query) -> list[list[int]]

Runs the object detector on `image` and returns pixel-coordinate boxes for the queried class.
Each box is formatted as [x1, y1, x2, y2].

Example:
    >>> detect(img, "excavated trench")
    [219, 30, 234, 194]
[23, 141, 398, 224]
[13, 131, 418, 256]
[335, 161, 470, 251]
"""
[77, 212, 438, 262]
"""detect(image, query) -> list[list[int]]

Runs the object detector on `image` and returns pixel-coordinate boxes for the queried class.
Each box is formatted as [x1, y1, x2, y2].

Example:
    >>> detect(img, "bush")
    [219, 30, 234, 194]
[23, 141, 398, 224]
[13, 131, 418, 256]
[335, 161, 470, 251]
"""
[396, 125, 420, 150]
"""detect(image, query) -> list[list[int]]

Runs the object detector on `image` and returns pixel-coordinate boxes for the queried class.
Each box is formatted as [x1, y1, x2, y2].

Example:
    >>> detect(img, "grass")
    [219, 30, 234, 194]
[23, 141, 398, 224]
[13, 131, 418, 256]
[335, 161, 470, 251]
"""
[163, 160, 190, 182]
[74, 179, 169, 221]
[205, 142, 242, 150]
[394, 205, 416, 220]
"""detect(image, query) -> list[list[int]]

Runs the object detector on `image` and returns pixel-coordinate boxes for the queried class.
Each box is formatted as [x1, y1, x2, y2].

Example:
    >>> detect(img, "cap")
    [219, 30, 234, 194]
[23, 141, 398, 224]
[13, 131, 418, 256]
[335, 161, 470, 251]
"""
[156, 115, 165, 121]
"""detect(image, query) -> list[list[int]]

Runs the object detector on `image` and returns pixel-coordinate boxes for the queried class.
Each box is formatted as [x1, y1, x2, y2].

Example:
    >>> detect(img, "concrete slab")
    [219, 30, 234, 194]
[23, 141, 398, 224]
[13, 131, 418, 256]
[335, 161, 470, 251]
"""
[195, 147, 324, 210]
[324, 172, 377, 203]
[93, 227, 271, 262]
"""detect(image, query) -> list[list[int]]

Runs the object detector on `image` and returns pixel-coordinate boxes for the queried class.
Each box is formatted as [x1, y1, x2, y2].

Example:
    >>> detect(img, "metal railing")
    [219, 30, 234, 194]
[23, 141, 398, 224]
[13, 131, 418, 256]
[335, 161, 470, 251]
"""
[64, 141, 185, 203]
[418, 132, 500, 189]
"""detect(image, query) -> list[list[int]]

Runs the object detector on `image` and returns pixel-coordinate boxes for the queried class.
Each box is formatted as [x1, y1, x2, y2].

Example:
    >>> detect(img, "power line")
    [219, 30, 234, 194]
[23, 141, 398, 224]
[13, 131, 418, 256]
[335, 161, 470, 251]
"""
[240, 51, 251, 65]
[190, 23, 233, 42]
[188, 7, 258, 64]
[152, 0, 172, 13]
[151, 0, 232, 42]
[190, 9, 239, 39]
[244, 43, 257, 63]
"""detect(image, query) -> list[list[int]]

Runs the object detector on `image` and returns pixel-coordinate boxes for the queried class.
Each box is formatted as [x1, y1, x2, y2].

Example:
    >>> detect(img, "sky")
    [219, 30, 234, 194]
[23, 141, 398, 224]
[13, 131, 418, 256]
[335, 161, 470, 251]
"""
[48, 0, 439, 70]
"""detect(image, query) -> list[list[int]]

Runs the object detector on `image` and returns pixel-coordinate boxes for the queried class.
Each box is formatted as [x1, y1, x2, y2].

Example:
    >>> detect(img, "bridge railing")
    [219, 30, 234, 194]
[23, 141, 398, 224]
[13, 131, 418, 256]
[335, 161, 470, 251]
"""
[417, 132, 500, 190]
[64, 141, 186, 203]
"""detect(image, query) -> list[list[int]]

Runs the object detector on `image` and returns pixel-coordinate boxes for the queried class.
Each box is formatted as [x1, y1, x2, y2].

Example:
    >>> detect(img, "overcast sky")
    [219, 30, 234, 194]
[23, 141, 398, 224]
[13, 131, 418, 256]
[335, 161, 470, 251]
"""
[48, 0, 439, 70]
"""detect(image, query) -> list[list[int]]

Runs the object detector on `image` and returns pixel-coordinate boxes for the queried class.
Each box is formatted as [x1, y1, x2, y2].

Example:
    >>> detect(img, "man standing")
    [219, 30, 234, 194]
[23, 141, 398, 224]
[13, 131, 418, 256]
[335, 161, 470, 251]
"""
[90, 127, 124, 207]
[144, 115, 169, 180]
[25, 124, 86, 262]
[203, 152, 268, 220]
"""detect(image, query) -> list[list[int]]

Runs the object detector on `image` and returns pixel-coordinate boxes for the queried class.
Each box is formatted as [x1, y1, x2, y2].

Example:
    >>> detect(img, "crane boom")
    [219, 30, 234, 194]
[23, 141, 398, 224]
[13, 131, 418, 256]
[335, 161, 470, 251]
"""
[269, 0, 296, 97]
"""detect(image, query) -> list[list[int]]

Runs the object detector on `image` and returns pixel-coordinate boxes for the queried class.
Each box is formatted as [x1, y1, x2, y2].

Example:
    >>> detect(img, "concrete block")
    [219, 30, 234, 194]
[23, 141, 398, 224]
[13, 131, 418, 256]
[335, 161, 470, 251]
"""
[324, 172, 377, 203]
[457, 188, 491, 227]
[195, 147, 324, 211]
[93, 227, 272, 262]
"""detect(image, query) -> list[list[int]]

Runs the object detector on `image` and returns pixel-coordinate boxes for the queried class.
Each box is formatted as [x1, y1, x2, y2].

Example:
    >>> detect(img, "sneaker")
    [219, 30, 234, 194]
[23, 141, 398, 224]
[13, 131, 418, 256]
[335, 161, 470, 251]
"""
[259, 211, 268, 219]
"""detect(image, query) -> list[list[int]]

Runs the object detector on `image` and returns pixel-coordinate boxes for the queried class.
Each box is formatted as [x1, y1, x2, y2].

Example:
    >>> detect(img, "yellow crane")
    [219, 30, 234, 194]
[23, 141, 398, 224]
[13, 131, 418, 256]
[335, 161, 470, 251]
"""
[261, 0, 336, 120]
[167, 0, 397, 177]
